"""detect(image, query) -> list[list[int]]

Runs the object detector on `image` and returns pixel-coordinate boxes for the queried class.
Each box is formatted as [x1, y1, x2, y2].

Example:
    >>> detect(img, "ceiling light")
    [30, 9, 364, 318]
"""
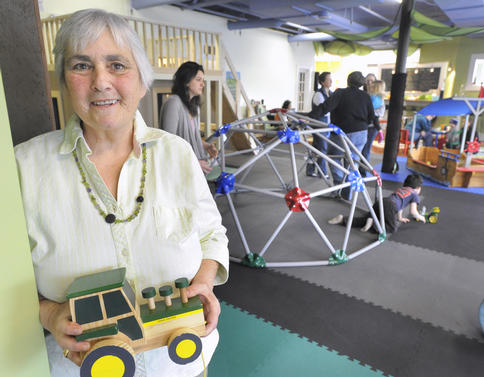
[414, 69, 419, 74]
[430, 67, 434, 73]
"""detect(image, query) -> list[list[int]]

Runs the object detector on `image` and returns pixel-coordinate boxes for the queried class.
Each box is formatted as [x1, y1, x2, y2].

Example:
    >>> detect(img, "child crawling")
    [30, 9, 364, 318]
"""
[328, 173, 426, 233]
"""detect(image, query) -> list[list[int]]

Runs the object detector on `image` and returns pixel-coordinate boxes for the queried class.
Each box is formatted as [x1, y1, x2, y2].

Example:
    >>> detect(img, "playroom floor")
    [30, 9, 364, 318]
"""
[209, 146, 484, 377]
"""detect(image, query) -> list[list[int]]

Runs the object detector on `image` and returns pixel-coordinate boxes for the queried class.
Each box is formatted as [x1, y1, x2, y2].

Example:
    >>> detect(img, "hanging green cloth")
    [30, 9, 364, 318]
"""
[392, 26, 452, 43]
[412, 10, 484, 36]
[312, 41, 325, 57]
[317, 25, 392, 41]
[323, 40, 355, 56]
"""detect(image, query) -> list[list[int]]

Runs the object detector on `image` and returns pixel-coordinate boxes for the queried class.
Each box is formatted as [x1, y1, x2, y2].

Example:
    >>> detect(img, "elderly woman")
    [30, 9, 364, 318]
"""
[14, 9, 228, 377]
[159, 61, 217, 174]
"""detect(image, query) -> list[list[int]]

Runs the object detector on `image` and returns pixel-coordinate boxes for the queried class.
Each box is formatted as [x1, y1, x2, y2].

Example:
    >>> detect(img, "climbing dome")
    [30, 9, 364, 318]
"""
[206, 108, 386, 267]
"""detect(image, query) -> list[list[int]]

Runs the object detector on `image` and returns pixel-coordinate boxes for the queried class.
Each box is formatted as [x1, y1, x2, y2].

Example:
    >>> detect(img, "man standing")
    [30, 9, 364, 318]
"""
[306, 72, 333, 177]
[320, 71, 378, 200]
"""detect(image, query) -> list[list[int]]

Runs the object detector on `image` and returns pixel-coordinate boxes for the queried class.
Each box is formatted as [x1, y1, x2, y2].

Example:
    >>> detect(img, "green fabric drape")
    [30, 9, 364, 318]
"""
[392, 26, 452, 43]
[412, 10, 484, 36]
[317, 26, 392, 41]
[311, 9, 484, 57]
[312, 41, 325, 57]
[320, 40, 373, 57]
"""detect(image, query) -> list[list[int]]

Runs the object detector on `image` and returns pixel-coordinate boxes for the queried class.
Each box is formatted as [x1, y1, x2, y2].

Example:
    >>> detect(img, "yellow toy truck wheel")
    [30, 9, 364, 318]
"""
[80, 339, 135, 377]
[168, 328, 203, 365]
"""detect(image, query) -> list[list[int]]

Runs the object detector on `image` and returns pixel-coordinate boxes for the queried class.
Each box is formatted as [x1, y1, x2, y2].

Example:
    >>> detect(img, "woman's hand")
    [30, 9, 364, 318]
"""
[39, 299, 90, 366]
[186, 282, 221, 335]
[188, 259, 221, 335]
[199, 159, 212, 174]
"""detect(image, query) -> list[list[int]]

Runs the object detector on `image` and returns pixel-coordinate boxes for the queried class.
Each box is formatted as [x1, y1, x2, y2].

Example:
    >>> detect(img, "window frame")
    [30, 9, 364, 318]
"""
[465, 53, 484, 91]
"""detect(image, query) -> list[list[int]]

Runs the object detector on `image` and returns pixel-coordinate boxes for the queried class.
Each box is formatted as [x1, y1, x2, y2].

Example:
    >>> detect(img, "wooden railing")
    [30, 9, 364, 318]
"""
[41, 14, 220, 73]
[220, 41, 254, 118]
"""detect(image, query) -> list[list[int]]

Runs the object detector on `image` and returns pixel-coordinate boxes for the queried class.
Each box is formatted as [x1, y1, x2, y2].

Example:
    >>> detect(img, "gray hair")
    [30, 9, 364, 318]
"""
[53, 9, 153, 89]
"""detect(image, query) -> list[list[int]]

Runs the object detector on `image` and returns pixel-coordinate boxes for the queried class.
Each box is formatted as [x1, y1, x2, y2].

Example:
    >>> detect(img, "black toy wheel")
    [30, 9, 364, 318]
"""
[80, 340, 135, 377]
[168, 331, 203, 365]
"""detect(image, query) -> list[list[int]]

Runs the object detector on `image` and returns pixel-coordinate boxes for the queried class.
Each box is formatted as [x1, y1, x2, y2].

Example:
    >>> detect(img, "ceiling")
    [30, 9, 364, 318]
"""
[131, 0, 484, 49]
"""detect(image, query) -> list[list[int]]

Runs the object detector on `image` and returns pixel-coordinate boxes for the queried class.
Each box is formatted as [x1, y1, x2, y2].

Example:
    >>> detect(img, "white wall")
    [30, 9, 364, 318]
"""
[39, 0, 131, 17]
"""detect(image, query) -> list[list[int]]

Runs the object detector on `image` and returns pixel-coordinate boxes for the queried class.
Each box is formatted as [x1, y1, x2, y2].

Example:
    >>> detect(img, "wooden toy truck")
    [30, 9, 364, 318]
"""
[65, 267, 205, 377]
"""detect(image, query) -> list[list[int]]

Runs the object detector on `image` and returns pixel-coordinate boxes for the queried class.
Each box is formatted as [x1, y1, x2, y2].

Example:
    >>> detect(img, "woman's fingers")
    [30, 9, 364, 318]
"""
[186, 283, 221, 335]
[66, 351, 83, 366]
[48, 302, 91, 359]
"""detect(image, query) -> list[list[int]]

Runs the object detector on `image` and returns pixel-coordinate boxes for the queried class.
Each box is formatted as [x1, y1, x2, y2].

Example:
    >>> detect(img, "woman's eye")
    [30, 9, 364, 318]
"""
[72, 63, 91, 71]
[112, 63, 126, 72]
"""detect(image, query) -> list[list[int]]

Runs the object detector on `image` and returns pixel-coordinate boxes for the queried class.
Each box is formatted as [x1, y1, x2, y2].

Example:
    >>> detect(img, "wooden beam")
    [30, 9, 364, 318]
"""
[0, 0, 55, 145]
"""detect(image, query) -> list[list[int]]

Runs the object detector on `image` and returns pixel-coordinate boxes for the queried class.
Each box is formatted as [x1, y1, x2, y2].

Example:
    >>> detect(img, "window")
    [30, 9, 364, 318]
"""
[465, 54, 484, 90]
[297, 69, 309, 112]
[74, 295, 103, 324]
[103, 290, 132, 318]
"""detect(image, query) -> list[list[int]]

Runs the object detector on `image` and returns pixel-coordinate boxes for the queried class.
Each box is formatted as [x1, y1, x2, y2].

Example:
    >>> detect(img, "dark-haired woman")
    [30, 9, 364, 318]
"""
[159, 61, 217, 173]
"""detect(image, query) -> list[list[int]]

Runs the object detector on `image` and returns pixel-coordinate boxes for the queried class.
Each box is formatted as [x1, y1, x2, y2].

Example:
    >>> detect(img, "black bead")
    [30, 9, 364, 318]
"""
[105, 214, 116, 223]
[136, 196, 144, 203]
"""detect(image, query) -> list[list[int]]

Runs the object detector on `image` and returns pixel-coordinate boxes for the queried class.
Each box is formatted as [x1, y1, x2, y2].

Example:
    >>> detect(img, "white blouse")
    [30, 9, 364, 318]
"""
[15, 111, 229, 377]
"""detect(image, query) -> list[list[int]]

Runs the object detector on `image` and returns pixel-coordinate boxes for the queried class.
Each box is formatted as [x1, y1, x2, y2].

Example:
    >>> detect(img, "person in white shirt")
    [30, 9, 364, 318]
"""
[306, 72, 333, 177]
[15, 9, 228, 377]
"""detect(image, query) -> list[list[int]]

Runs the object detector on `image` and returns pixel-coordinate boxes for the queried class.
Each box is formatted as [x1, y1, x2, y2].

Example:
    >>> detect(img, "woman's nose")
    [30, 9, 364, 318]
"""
[91, 67, 112, 92]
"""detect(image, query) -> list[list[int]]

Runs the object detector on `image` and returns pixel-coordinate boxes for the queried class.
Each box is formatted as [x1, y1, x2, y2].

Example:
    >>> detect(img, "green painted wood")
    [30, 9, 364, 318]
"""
[159, 285, 173, 297]
[175, 278, 189, 288]
[118, 316, 143, 341]
[66, 268, 126, 298]
[76, 323, 119, 342]
[0, 69, 51, 377]
[140, 296, 203, 324]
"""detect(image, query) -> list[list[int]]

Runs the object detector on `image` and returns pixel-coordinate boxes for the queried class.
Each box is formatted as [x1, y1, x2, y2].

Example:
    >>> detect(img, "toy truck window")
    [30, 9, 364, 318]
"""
[74, 295, 103, 324]
[103, 290, 132, 318]
[122, 281, 135, 308]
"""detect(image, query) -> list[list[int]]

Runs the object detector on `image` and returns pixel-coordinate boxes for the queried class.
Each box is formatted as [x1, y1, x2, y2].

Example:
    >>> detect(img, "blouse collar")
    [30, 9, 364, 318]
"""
[59, 110, 163, 158]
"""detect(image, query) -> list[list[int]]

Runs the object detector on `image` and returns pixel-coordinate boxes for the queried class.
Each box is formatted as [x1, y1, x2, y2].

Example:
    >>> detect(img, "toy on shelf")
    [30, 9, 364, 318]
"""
[65, 268, 205, 377]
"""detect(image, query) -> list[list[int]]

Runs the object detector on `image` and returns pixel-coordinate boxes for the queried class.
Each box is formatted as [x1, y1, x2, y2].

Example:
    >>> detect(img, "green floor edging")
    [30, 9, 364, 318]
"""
[209, 302, 389, 377]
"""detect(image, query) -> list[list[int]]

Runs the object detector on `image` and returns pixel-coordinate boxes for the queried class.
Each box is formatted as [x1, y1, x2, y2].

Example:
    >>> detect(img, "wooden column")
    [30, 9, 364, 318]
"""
[382, 0, 415, 173]
[216, 79, 223, 148]
[0, 0, 55, 145]
[204, 79, 211, 138]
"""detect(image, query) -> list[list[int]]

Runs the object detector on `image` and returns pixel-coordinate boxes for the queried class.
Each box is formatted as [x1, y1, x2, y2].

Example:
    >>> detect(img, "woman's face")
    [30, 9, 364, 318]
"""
[366, 74, 376, 86]
[187, 70, 205, 99]
[64, 30, 146, 134]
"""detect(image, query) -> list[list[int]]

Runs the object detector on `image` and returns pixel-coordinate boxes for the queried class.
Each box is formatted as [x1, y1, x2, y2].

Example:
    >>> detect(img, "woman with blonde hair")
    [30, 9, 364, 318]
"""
[360, 79, 386, 177]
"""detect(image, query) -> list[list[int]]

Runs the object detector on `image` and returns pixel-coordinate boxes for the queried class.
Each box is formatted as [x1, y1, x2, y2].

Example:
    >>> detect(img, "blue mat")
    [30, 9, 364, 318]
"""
[373, 156, 484, 195]
[209, 302, 388, 377]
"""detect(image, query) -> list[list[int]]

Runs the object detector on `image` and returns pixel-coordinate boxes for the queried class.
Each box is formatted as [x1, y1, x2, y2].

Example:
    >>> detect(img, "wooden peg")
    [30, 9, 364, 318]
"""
[142, 287, 156, 310]
[159, 285, 173, 307]
[175, 278, 189, 304]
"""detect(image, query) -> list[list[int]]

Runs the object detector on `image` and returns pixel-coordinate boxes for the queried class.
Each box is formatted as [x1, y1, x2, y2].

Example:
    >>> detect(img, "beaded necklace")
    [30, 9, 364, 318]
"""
[72, 144, 147, 224]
